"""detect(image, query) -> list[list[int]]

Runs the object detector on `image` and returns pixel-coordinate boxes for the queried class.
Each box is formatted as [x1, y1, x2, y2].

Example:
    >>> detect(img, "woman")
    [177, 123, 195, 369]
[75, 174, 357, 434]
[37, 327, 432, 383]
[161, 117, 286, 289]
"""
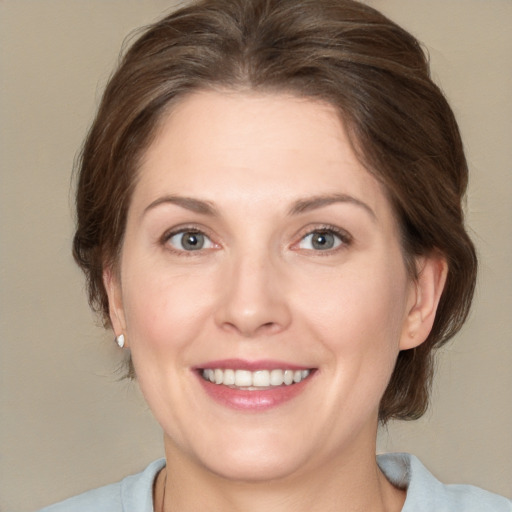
[38, 0, 511, 510]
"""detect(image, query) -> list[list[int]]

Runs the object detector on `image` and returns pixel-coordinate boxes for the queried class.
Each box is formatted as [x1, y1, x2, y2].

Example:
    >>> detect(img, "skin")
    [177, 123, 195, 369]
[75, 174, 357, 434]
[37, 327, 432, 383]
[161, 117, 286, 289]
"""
[105, 91, 447, 512]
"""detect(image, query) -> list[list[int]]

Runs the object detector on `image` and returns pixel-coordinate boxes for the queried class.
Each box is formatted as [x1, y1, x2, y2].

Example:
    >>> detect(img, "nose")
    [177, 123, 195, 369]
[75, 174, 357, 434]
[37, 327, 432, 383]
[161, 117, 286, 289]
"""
[214, 250, 292, 338]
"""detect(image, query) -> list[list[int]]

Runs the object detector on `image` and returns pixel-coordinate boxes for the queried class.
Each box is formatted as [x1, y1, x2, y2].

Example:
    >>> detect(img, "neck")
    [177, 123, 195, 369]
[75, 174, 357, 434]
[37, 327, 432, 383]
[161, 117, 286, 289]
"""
[157, 433, 405, 512]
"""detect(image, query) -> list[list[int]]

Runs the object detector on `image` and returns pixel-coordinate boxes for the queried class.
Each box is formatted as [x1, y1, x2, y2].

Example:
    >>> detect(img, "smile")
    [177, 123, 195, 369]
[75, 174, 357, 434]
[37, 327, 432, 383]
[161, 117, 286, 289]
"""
[201, 368, 311, 388]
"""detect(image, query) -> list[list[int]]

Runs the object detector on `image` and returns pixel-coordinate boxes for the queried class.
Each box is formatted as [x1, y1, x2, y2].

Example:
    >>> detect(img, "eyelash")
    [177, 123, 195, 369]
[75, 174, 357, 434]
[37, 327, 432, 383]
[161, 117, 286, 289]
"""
[292, 224, 352, 254]
[161, 225, 217, 256]
[160, 224, 352, 255]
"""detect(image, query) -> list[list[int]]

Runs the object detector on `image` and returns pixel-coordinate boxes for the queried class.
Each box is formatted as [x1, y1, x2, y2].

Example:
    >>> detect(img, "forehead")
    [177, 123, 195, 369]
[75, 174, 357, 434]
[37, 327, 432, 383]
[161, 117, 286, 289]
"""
[134, 90, 393, 221]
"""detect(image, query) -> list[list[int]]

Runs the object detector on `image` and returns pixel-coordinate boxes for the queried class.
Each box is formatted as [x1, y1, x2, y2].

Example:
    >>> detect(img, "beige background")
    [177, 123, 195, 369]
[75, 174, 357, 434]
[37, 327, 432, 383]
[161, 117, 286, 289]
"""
[1, 1, 511, 510]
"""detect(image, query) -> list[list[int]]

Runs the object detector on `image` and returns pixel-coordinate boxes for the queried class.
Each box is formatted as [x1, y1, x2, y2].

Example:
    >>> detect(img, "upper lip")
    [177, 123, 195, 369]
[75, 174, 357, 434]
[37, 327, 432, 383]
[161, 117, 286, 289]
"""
[194, 358, 312, 371]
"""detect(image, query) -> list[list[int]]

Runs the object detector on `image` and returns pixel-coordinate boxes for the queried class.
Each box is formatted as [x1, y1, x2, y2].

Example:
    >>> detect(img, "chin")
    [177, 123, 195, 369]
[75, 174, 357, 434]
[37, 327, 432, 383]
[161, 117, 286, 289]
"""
[165, 425, 312, 484]
[201, 448, 306, 483]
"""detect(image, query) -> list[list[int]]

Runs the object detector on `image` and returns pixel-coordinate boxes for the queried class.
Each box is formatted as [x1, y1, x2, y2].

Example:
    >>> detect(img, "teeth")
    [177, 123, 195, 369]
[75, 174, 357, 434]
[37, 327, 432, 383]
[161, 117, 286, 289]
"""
[253, 370, 270, 387]
[234, 370, 252, 387]
[270, 369, 284, 386]
[223, 369, 235, 385]
[201, 368, 311, 388]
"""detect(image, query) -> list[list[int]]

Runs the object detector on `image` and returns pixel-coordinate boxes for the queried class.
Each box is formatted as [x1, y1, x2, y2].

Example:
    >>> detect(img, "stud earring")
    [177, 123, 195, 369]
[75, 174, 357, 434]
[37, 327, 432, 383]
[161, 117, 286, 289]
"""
[115, 334, 125, 348]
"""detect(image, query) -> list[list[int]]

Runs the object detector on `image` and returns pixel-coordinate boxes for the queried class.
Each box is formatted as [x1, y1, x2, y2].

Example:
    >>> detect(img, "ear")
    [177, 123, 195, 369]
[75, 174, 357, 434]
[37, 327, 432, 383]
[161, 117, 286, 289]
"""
[399, 253, 448, 350]
[103, 266, 128, 346]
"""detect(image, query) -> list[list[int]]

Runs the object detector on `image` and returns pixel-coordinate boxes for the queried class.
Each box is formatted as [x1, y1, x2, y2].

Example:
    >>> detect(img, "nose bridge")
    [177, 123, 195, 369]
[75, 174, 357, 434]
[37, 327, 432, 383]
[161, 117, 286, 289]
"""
[215, 243, 291, 337]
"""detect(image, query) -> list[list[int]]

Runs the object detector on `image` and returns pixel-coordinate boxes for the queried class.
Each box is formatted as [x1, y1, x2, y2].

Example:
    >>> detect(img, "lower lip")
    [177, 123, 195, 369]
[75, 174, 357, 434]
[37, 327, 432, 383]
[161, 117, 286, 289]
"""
[196, 372, 314, 411]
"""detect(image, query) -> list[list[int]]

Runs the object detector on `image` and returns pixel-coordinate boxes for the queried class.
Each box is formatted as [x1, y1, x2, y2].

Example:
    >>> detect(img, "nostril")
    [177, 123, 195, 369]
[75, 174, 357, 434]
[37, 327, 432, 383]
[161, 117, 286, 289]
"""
[219, 320, 283, 338]
[214, 279, 292, 337]
[257, 322, 282, 335]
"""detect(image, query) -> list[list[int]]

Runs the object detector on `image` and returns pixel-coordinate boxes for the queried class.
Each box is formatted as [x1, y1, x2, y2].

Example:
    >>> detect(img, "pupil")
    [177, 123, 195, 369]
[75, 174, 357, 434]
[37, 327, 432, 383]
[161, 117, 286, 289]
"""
[182, 232, 203, 250]
[312, 232, 334, 250]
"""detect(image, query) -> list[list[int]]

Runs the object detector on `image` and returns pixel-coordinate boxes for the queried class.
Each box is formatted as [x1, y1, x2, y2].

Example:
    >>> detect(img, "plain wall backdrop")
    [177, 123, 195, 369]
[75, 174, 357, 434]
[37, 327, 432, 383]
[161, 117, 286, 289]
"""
[1, 1, 511, 510]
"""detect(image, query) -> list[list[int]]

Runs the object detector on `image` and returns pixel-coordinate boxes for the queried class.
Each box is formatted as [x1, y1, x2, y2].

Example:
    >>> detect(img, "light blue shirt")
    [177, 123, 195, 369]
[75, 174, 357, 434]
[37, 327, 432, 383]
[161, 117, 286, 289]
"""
[38, 453, 512, 511]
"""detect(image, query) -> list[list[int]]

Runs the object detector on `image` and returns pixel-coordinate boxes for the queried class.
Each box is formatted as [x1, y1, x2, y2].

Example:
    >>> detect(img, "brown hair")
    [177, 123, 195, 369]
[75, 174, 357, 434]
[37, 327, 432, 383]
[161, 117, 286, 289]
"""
[73, 0, 477, 422]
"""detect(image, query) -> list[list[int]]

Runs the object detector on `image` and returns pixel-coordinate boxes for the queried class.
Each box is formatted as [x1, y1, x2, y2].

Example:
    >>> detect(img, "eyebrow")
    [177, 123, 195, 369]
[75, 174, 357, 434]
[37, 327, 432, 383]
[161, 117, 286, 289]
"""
[143, 193, 375, 220]
[288, 193, 376, 220]
[143, 195, 218, 216]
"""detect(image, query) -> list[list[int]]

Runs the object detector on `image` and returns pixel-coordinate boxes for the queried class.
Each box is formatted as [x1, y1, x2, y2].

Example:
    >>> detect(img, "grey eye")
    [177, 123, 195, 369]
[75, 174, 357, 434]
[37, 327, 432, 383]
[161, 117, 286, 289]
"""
[168, 231, 213, 251]
[299, 230, 342, 251]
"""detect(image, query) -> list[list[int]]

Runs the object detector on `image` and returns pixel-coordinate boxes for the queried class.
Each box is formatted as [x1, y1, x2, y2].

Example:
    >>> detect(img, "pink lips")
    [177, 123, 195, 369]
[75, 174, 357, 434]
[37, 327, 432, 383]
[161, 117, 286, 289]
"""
[196, 358, 310, 371]
[195, 359, 314, 411]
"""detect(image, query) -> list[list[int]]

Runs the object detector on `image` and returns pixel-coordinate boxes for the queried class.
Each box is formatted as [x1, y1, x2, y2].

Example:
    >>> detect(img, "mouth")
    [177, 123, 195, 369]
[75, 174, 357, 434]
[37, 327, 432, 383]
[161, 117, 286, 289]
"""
[195, 361, 316, 410]
[200, 368, 312, 389]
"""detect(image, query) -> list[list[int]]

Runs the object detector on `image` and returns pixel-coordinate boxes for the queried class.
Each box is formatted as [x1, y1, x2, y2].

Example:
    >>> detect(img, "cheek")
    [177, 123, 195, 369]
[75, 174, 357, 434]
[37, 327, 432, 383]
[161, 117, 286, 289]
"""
[293, 254, 411, 406]
[299, 259, 409, 341]
[121, 269, 208, 356]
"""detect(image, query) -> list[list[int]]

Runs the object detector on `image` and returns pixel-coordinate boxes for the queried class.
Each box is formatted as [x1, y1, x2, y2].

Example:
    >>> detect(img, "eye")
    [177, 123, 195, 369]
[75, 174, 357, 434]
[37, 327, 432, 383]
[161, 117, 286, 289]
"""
[167, 230, 215, 252]
[297, 229, 347, 251]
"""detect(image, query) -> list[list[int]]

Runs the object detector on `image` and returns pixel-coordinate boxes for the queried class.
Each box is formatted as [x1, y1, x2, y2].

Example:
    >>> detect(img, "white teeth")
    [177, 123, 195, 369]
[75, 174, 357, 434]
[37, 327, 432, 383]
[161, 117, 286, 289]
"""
[270, 369, 284, 386]
[283, 370, 294, 385]
[201, 368, 311, 387]
[234, 370, 252, 387]
[223, 369, 235, 385]
[253, 370, 270, 387]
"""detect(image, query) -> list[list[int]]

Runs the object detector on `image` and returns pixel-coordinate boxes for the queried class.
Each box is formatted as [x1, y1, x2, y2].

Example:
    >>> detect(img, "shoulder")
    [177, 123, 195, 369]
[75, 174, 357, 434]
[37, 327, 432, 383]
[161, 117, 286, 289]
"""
[377, 452, 512, 512]
[36, 459, 166, 512]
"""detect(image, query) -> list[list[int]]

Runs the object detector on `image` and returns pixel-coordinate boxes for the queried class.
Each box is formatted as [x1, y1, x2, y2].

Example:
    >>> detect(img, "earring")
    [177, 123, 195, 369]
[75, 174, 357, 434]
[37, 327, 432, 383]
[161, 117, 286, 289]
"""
[115, 334, 125, 348]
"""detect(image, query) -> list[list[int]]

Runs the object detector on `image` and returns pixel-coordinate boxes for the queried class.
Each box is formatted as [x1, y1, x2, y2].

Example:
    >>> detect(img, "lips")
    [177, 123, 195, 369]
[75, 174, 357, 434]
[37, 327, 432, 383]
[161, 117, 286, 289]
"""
[195, 359, 315, 410]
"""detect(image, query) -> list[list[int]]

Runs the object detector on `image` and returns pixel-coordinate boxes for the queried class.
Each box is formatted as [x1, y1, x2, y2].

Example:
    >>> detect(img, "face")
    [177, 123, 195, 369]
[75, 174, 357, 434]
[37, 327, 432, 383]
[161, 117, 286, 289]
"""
[106, 91, 427, 482]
